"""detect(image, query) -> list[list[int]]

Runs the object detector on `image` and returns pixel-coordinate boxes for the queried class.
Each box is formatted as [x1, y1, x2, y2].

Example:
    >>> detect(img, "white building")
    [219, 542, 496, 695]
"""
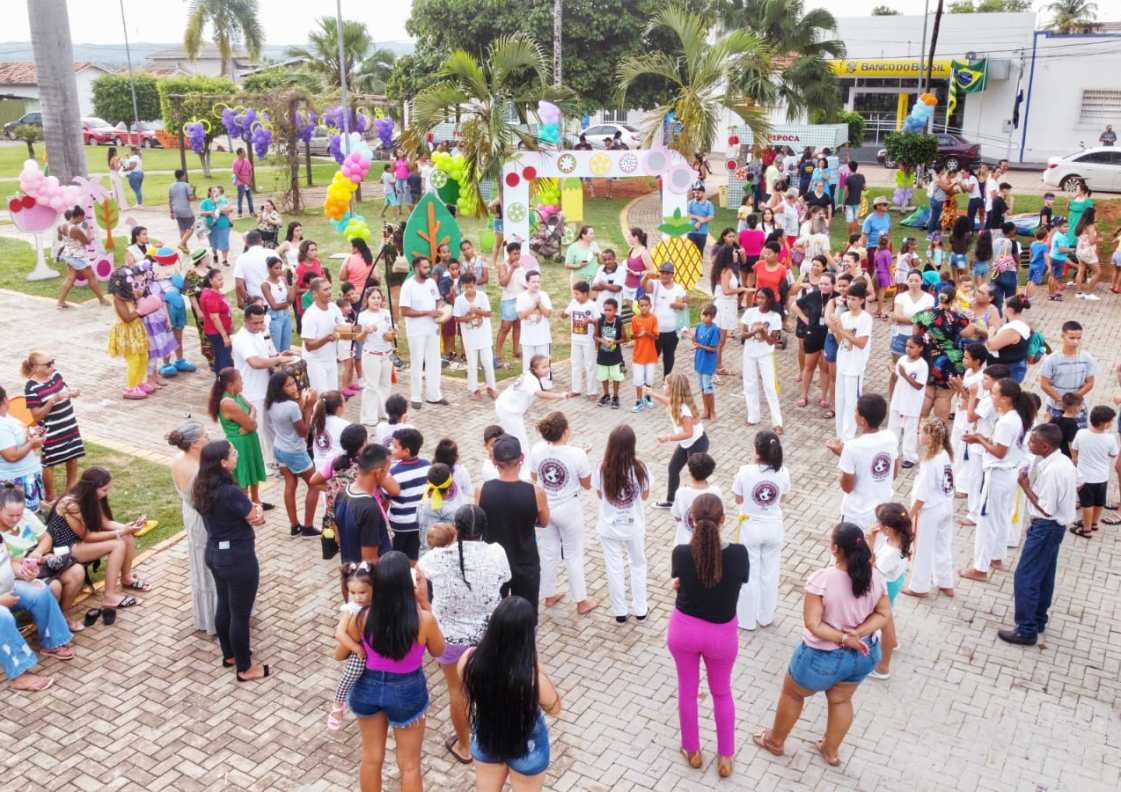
[0, 61, 113, 117]
[144, 44, 254, 83]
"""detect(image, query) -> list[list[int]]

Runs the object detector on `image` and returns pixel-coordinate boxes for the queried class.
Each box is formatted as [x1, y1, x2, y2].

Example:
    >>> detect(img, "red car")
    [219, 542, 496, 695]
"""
[877, 132, 981, 172]
[81, 117, 117, 145]
[112, 122, 161, 148]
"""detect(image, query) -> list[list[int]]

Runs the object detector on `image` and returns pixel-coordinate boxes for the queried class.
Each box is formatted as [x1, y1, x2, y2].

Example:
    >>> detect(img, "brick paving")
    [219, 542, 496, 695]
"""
[2, 260, 1120, 791]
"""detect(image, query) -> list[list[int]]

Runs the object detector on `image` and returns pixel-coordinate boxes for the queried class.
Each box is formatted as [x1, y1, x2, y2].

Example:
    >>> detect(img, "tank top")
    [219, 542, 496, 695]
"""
[61, 224, 87, 258]
[479, 479, 540, 572]
[715, 272, 740, 306]
[264, 277, 288, 309]
[624, 251, 646, 289]
[995, 319, 1031, 364]
[362, 637, 425, 673]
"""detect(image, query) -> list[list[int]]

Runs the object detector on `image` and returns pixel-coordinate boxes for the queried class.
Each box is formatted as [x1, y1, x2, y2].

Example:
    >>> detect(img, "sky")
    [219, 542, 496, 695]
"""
[6, 0, 1048, 47]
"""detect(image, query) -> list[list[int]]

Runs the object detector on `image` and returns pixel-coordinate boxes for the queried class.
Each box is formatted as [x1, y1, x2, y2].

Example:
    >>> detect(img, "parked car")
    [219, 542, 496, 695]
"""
[580, 123, 641, 149]
[81, 117, 118, 145]
[1042, 147, 1121, 193]
[111, 121, 162, 148]
[3, 112, 42, 139]
[876, 132, 981, 171]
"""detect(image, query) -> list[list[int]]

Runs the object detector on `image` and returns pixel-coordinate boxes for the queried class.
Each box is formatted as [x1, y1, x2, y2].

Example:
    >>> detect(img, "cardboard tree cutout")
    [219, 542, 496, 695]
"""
[403, 192, 462, 264]
[94, 197, 119, 251]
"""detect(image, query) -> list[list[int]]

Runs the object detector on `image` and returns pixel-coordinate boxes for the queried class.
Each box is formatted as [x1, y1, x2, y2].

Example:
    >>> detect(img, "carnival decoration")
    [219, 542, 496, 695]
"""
[902, 93, 937, 134]
[403, 192, 462, 264]
[295, 110, 317, 145]
[536, 101, 561, 146]
[374, 117, 394, 150]
[93, 197, 119, 251]
[184, 120, 209, 156]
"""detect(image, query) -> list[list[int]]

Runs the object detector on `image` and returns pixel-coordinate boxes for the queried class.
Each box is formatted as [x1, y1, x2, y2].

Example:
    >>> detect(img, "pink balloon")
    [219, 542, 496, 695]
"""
[49, 196, 65, 211]
[44, 176, 60, 191]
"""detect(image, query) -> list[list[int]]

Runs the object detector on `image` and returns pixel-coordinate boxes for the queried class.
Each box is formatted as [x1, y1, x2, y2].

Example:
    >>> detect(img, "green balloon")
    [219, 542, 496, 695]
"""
[479, 226, 496, 251]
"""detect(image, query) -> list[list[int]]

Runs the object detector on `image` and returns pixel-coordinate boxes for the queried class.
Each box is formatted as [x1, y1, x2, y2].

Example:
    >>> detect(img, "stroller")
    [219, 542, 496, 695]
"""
[528, 208, 565, 262]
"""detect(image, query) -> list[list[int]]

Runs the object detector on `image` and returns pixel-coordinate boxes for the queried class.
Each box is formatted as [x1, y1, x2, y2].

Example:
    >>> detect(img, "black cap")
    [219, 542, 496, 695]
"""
[492, 434, 522, 463]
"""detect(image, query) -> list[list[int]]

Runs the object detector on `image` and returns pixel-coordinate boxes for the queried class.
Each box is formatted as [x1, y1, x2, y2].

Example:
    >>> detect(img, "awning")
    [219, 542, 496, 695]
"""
[829, 58, 953, 79]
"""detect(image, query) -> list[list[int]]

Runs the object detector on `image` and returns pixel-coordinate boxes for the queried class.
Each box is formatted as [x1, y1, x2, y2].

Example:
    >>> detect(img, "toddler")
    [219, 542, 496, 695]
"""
[328, 562, 374, 730]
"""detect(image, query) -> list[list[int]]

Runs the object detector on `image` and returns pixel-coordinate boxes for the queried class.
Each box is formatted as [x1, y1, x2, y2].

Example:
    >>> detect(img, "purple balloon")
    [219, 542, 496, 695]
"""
[375, 118, 394, 149]
[328, 133, 344, 164]
[221, 108, 242, 139]
[185, 122, 206, 155]
[295, 110, 317, 145]
[252, 125, 272, 159]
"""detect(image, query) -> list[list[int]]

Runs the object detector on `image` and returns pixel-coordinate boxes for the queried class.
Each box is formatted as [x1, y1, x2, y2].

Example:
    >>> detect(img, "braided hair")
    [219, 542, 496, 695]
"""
[453, 504, 488, 590]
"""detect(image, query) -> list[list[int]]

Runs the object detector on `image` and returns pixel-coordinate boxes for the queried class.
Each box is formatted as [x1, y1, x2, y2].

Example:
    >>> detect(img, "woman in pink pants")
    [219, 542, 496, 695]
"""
[667, 493, 748, 778]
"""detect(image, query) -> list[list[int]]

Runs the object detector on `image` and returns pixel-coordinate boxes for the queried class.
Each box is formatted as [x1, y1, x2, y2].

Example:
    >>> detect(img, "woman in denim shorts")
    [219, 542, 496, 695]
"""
[345, 552, 446, 791]
[752, 523, 890, 767]
[460, 596, 562, 789]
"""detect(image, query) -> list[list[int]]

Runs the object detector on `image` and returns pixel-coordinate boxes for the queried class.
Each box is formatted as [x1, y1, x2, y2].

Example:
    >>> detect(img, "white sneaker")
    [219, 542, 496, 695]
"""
[1084, 293, 1101, 301]
[868, 669, 891, 680]
[1075, 293, 1086, 299]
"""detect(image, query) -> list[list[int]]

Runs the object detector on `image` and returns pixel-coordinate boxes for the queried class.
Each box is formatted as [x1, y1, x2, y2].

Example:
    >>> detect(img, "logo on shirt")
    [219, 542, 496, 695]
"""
[538, 459, 568, 492]
[941, 465, 955, 496]
[870, 452, 893, 481]
[752, 481, 780, 509]
[609, 481, 636, 509]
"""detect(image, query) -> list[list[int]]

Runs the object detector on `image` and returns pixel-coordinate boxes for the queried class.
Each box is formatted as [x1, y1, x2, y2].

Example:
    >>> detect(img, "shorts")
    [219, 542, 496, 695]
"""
[349, 667, 428, 728]
[890, 333, 909, 356]
[435, 642, 471, 666]
[844, 204, 859, 223]
[632, 362, 656, 387]
[0, 471, 45, 513]
[472, 711, 550, 776]
[950, 253, 967, 271]
[60, 255, 91, 271]
[1028, 263, 1046, 285]
[823, 333, 838, 364]
[274, 447, 313, 475]
[597, 363, 623, 382]
[500, 298, 518, 322]
[787, 639, 881, 693]
[886, 574, 905, 606]
[697, 372, 715, 395]
[972, 260, 990, 278]
[1079, 481, 1107, 509]
[392, 529, 421, 561]
[801, 329, 825, 355]
[1051, 258, 1068, 279]
[175, 214, 196, 233]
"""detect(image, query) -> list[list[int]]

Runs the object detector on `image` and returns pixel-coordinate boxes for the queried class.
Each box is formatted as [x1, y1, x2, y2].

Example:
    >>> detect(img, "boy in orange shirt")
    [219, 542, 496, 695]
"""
[630, 294, 659, 412]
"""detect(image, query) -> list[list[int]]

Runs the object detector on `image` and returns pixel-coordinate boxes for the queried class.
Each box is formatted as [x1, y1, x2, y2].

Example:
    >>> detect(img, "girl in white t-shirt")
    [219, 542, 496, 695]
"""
[950, 343, 986, 497]
[731, 431, 791, 630]
[828, 281, 873, 441]
[868, 502, 913, 680]
[887, 335, 929, 466]
[647, 374, 707, 509]
[494, 355, 568, 454]
[310, 391, 349, 472]
[670, 451, 722, 546]
[594, 425, 651, 622]
[741, 286, 784, 432]
[374, 394, 414, 449]
[529, 411, 598, 616]
[357, 289, 396, 426]
[515, 271, 553, 379]
[452, 271, 497, 400]
[905, 418, 956, 599]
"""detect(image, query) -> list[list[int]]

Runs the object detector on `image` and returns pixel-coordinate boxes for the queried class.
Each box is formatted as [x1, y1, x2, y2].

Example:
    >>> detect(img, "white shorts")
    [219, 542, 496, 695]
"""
[632, 362, 657, 387]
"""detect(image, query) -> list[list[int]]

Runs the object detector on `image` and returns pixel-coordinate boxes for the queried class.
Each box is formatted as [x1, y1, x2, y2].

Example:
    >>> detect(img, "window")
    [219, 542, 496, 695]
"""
[602, 109, 629, 123]
[1079, 90, 1121, 123]
[1075, 152, 1112, 164]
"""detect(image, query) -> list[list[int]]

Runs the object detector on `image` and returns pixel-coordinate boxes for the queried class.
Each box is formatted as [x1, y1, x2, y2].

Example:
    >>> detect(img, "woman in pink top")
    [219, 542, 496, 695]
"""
[752, 522, 890, 767]
[623, 226, 655, 301]
[344, 551, 445, 792]
[339, 239, 379, 296]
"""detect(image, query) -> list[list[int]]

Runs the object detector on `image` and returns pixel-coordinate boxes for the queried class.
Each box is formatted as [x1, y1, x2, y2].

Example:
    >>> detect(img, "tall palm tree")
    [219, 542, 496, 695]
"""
[616, 4, 773, 156]
[184, 0, 264, 77]
[719, 0, 845, 121]
[410, 34, 576, 213]
[1045, 0, 1099, 32]
[355, 48, 397, 95]
[287, 17, 374, 91]
[26, 0, 86, 184]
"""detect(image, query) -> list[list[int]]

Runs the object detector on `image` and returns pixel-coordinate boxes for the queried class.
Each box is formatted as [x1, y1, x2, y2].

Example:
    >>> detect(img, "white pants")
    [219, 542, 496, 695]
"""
[1006, 487, 1025, 551]
[571, 341, 597, 396]
[539, 497, 587, 602]
[975, 467, 1015, 572]
[835, 373, 863, 440]
[307, 356, 338, 394]
[247, 397, 273, 463]
[743, 353, 782, 427]
[966, 444, 984, 521]
[908, 503, 954, 593]
[407, 333, 442, 402]
[599, 528, 647, 618]
[465, 345, 496, 393]
[496, 405, 529, 453]
[950, 413, 970, 494]
[842, 508, 875, 533]
[632, 362, 656, 388]
[360, 352, 393, 425]
[736, 517, 783, 630]
[888, 410, 920, 463]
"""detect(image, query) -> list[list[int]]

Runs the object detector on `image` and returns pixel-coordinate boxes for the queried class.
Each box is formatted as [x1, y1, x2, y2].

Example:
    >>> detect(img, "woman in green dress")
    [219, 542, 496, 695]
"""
[1066, 181, 1093, 249]
[207, 368, 267, 505]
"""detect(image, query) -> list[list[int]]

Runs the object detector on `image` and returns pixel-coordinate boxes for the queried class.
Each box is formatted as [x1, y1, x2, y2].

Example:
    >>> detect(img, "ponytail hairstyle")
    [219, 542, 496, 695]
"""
[341, 560, 375, 592]
[453, 504, 488, 590]
[207, 367, 241, 421]
[536, 411, 569, 444]
[874, 502, 913, 560]
[19, 351, 48, 378]
[688, 493, 725, 589]
[332, 424, 369, 473]
[996, 378, 1036, 442]
[629, 226, 648, 247]
[433, 438, 459, 469]
[1005, 293, 1031, 315]
[385, 393, 408, 425]
[832, 522, 874, 597]
[754, 430, 783, 471]
[920, 416, 952, 462]
[311, 390, 344, 445]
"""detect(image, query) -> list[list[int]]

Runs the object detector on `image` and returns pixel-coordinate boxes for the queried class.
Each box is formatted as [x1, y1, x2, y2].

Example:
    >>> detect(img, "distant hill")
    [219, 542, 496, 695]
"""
[0, 40, 415, 66]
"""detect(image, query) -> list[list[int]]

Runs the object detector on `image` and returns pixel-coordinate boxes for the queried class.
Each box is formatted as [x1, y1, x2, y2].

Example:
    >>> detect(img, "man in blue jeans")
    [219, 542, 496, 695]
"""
[999, 424, 1078, 645]
[686, 185, 713, 256]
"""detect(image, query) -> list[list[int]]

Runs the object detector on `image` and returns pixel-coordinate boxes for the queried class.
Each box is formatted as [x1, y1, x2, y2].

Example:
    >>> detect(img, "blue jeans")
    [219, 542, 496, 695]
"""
[350, 667, 429, 728]
[927, 199, 944, 233]
[472, 711, 550, 776]
[1012, 518, 1065, 640]
[237, 183, 254, 215]
[0, 580, 73, 680]
[268, 309, 292, 353]
[991, 270, 1019, 314]
[127, 171, 144, 204]
[687, 232, 707, 257]
[787, 639, 881, 692]
[966, 197, 983, 228]
[207, 333, 233, 374]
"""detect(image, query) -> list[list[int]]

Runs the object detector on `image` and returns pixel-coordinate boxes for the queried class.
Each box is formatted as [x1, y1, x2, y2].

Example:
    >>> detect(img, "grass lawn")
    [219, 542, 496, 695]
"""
[0, 143, 237, 178]
[0, 235, 127, 301]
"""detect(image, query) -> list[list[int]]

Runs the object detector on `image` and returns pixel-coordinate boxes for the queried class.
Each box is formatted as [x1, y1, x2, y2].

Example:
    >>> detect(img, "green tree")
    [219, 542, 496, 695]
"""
[286, 17, 375, 91]
[718, 0, 845, 121]
[92, 73, 162, 126]
[240, 67, 321, 94]
[1045, 0, 1099, 32]
[385, 50, 446, 119]
[157, 74, 238, 176]
[12, 124, 43, 158]
[355, 49, 397, 94]
[184, 0, 264, 77]
[948, 0, 1031, 11]
[409, 34, 575, 213]
[871, 5, 901, 13]
[617, 4, 772, 156]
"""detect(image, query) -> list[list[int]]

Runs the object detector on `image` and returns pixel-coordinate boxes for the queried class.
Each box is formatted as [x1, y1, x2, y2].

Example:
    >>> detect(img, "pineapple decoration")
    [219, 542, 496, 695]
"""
[652, 209, 702, 290]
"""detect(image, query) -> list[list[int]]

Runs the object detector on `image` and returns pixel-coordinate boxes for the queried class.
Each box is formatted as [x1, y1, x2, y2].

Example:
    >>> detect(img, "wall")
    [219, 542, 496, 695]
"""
[74, 69, 102, 116]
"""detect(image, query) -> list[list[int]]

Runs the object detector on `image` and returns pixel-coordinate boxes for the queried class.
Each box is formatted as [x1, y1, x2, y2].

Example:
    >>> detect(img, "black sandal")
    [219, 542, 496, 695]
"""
[102, 608, 117, 626]
[82, 608, 102, 628]
[236, 664, 271, 682]
[1069, 525, 1093, 538]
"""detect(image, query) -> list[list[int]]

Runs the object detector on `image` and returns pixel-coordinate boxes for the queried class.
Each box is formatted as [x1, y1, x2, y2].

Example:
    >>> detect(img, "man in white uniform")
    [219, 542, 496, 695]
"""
[301, 277, 344, 393]
[232, 303, 295, 481]
[827, 393, 899, 532]
[399, 256, 447, 408]
[232, 229, 271, 308]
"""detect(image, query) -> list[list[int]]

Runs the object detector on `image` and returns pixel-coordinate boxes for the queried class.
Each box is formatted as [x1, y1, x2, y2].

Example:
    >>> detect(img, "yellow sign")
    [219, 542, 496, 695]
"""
[830, 58, 953, 79]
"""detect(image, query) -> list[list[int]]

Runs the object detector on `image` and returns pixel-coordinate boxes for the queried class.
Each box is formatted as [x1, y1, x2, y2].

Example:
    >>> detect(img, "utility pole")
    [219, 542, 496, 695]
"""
[918, 0, 930, 94]
[337, 0, 350, 156]
[119, 0, 141, 138]
[553, 0, 563, 86]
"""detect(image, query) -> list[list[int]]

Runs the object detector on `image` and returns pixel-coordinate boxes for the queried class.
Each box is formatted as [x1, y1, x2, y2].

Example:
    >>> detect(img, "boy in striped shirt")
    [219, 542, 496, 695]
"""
[387, 427, 430, 561]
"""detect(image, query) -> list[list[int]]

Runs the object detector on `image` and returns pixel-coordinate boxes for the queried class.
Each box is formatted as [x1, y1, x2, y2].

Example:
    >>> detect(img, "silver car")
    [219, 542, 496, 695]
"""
[1041, 147, 1121, 193]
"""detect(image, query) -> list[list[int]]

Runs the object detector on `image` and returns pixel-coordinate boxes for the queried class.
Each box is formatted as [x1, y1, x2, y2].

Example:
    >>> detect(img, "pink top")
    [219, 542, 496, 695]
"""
[739, 228, 765, 257]
[624, 253, 647, 289]
[363, 638, 425, 673]
[801, 566, 886, 651]
[232, 157, 253, 185]
[394, 159, 410, 180]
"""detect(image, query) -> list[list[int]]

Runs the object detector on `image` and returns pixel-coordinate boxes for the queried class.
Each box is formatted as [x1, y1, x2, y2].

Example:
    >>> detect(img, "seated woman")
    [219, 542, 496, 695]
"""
[1, 487, 86, 633]
[0, 386, 46, 512]
[45, 466, 151, 626]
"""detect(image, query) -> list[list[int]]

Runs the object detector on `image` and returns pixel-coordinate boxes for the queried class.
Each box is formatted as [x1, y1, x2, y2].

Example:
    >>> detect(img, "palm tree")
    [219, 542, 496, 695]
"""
[1045, 0, 1099, 32]
[26, 0, 87, 184]
[184, 0, 264, 77]
[355, 48, 397, 95]
[410, 34, 575, 213]
[719, 0, 845, 121]
[616, 4, 773, 156]
[287, 17, 374, 91]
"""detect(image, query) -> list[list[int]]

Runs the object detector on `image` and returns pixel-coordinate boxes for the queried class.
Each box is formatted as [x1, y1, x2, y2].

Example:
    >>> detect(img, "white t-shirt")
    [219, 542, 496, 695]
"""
[892, 291, 934, 337]
[984, 176, 999, 211]
[741, 307, 782, 358]
[1072, 429, 1119, 484]
[231, 327, 275, 402]
[672, 404, 704, 450]
[399, 276, 441, 337]
[565, 298, 600, 345]
[452, 292, 494, 351]
[732, 463, 791, 523]
[890, 356, 929, 418]
[986, 409, 1025, 469]
[836, 310, 873, 377]
[911, 449, 955, 510]
[311, 414, 349, 471]
[651, 280, 686, 331]
[301, 302, 345, 363]
[500, 263, 527, 302]
[591, 266, 628, 311]
[876, 545, 907, 583]
[839, 430, 899, 523]
[970, 395, 996, 458]
[671, 483, 723, 546]
[516, 290, 553, 347]
[592, 465, 649, 540]
[374, 421, 414, 449]
[232, 245, 271, 299]
[960, 174, 980, 200]
[357, 308, 394, 354]
[529, 441, 591, 506]
[496, 372, 542, 416]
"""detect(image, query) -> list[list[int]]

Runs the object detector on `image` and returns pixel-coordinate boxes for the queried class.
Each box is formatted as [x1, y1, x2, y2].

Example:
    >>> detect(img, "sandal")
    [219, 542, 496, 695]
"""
[123, 579, 151, 592]
[823, 409, 835, 419]
[1100, 514, 1121, 525]
[445, 734, 473, 764]
[101, 608, 117, 626]
[43, 646, 75, 661]
[82, 608, 102, 628]
[752, 730, 784, 757]
[236, 664, 271, 682]
[1069, 525, 1093, 538]
[327, 703, 345, 731]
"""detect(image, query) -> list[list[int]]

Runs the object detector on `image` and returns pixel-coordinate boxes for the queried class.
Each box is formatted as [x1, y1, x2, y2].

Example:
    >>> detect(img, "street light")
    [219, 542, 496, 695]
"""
[119, 0, 141, 139]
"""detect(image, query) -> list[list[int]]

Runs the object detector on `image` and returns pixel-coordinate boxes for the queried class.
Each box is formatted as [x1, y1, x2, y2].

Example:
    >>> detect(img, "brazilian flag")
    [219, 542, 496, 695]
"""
[948, 59, 988, 117]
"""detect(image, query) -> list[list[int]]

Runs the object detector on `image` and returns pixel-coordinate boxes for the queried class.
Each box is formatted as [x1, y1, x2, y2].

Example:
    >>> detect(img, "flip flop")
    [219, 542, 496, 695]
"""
[1100, 514, 1121, 525]
[752, 730, 784, 757]
[815, 740, 841, 767]
[134, 520, 158, 538]
[43, 646, 75, 661]
[1069, 525, 1093, 538]
[82, 608, 102, 628]
[445, 734, 473, 764]
[122, 579, 151, 592]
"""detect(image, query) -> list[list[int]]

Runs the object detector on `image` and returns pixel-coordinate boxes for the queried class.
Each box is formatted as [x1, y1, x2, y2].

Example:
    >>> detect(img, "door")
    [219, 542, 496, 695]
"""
[1074, 151, 1114, 190]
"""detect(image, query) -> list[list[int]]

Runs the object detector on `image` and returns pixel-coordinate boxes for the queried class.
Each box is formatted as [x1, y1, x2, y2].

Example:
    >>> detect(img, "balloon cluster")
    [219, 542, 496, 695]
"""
[339, 214, 372, 242]
[185, 121, 207, 156]
[328, 133, 344, 164]
[341, 150, 371, 183]
[323, 132, 375, 234]
[220, 107, 243, 139]
[537, 101, 561, 145]
[18, 159, 84, 212]
[902, 93, 937, 134]
[251, 123, 272, 159]
[374, 117, 394, 150]
[324, 171, 357, 220]
[432, 151, 478, 216]
[295, 110, 317, 145]
[322, 105, 346, 130]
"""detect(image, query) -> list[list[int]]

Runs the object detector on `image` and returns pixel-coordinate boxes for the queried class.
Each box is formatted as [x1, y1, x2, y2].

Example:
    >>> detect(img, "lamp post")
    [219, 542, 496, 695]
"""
[119, 0, 142, 139]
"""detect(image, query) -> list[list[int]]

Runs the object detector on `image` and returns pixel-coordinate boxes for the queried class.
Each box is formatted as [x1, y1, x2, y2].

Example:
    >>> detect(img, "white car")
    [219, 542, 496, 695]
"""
[1041, 146, 1121, 193]
[579, 123, 641, 149]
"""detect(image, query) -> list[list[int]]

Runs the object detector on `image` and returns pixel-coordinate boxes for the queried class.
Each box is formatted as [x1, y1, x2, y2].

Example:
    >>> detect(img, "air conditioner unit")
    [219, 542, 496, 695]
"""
[988, 59, 1011, 81]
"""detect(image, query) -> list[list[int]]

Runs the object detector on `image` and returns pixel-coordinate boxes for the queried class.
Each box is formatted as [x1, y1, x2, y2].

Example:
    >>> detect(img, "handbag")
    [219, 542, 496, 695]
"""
[136, 294, 163, 315]
[320, 527, 339, 560]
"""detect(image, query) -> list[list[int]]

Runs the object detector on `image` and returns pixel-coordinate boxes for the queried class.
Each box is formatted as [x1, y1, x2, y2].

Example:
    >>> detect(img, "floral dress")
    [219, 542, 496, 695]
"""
[182, 268, 215, 368]
[912, 307, 970, 387]
[135, 262, 177, 360]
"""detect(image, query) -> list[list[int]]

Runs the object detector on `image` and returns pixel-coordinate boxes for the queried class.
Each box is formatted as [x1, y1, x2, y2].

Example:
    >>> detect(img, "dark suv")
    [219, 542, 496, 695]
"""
[878, 132, 981, 171]
[3, 112, 42, 139]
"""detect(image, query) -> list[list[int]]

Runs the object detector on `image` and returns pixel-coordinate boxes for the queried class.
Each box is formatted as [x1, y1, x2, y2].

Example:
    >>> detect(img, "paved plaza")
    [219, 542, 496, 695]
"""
[1, 266, 1119, 792]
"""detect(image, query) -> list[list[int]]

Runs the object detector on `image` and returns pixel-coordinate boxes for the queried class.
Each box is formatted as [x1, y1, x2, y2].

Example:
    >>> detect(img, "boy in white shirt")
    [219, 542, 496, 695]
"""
[827, 393, 899, 531]
[1071, 405, 1120, 536]
[515, 270, 553, 383]
[452, 271, 497, 400]
[562, 281, 600, 399]
[670, 452, 721, 546]
[888, 335, 929, 467]
[827, 280, 874, 441]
